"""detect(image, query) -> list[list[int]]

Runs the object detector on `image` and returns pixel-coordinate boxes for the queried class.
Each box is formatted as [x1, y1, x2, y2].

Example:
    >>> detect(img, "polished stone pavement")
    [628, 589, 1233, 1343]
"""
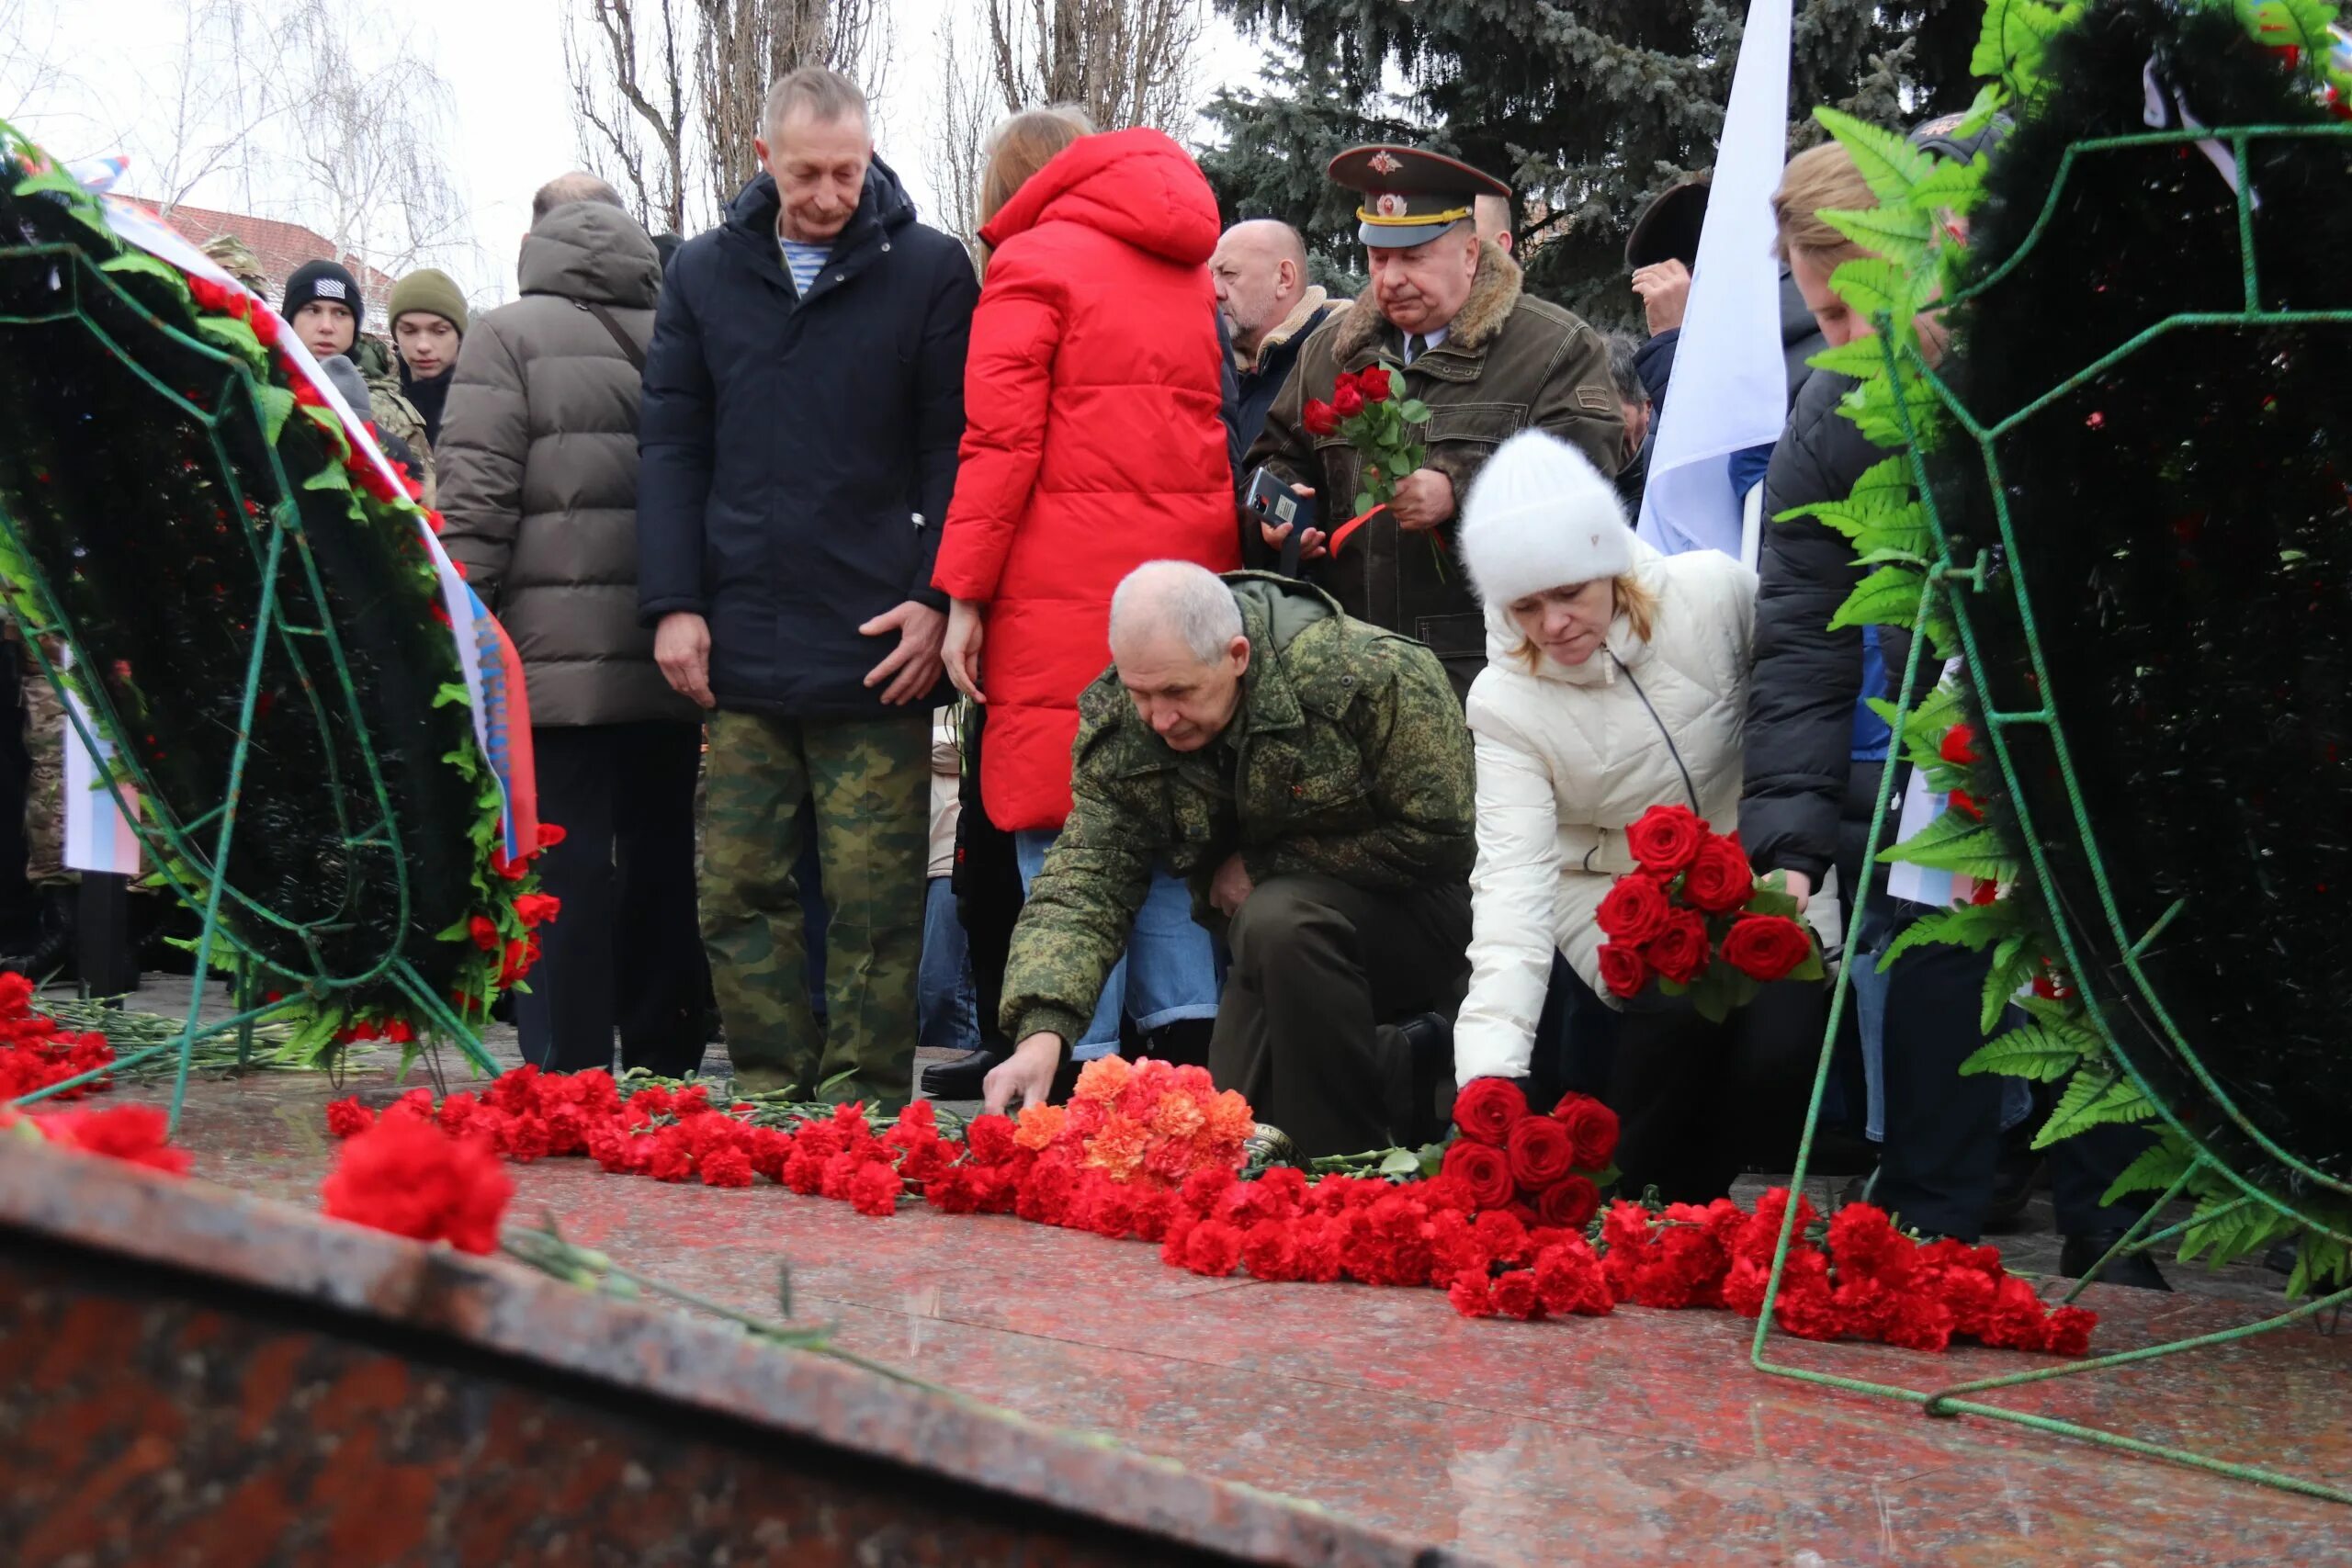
[66, 979, 2352, 1566]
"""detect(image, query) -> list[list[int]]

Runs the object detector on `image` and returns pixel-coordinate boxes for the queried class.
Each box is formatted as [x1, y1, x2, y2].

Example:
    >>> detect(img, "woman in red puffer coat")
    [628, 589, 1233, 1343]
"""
[936, 107, 1238, 1066]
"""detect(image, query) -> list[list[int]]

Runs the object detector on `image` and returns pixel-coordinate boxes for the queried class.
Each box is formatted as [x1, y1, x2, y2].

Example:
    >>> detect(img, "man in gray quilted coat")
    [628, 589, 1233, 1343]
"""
[437, 172, 711, 1077]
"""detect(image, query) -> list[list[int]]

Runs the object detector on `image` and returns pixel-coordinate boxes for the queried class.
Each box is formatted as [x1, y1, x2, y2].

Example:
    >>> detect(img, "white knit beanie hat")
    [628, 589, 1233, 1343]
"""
[1459, 430, 1637, 606]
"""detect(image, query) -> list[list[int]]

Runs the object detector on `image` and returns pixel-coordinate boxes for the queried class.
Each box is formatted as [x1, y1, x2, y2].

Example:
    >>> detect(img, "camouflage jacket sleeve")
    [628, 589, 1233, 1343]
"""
[1244, 636, 1476, 889]
[999, 708, 1162, 1047]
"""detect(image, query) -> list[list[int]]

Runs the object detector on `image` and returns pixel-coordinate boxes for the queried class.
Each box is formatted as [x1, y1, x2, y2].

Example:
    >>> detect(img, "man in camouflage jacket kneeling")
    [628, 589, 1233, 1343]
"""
[983, 564, 1475, 1159]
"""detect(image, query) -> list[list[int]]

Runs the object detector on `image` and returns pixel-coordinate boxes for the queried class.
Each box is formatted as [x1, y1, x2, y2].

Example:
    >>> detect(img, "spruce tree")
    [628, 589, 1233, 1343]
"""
[1201, 0, 1984, 324]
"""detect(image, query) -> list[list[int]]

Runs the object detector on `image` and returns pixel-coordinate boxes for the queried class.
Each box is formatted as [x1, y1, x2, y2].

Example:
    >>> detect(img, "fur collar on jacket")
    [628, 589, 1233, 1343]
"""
[1242, 286, 1335, 372]
[1330, 240, 1522, 365]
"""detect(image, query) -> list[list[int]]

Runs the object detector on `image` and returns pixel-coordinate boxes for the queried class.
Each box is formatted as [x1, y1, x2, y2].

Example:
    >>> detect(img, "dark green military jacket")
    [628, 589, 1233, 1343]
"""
[1001, 571, 1476, 1047]
[1245, 242, 1623, 698]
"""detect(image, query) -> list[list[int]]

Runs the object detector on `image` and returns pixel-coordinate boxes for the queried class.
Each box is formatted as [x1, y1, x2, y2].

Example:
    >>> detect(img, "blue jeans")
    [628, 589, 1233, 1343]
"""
[1012, 829, 1220, 1061]
[918, 876, 979, 1054]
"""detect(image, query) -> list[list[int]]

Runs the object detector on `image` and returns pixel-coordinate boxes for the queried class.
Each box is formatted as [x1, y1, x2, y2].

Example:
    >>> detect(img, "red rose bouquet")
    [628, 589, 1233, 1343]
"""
[1594, 805, 1824, 1021]
[1300, 361, 1445, 571]
[1439, 1078, 1616, 1229]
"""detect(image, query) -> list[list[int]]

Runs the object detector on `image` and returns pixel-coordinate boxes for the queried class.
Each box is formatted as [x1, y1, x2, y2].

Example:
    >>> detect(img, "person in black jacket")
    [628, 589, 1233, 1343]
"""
[1211, 219, 1340, 455]
[637, 66, 978, 1109]
[1747, 132, 2164, 1285]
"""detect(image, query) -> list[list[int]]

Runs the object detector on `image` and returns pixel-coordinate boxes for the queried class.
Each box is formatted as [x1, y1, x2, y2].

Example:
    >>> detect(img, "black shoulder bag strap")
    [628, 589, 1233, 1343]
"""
[578, 300, 647, 372]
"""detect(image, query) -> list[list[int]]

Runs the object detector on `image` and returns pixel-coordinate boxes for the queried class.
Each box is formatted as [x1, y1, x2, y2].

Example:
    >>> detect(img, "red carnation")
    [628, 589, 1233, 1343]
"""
[513, 894, 561, 929]
[1447, 1269, 1498, 1318]
[1332, 382, 1366, 420]
[321, 1114, 512, 1255]
[33, 1106, 190, 1175]
[1302, 398, 1340, 436]
[1644, 907, 1711, 986]
[1939, 723, 1980, 766]
[1551, 1093, 1621, 1169]
[1595, 874, 1670, 944]
[1624, 804, 1707, 875]
[1537, 1174, 1600, 1230]
[1680, 835, 1755, 914]
[1505, 1114, 1575, 1190]
[1440, 1139, 1517, 1212]
[1358, 365, 1393, 400]
[1721, 915, 1814, 983]
[468, 915, 500, 951]
[326, 1098, 376, 1140]
[1597, 942, 1652, 999]
[847, 1161, 903, 1216]
[1451, 1076, 1528, 1146]
[1490, 1269, 1544, 1320]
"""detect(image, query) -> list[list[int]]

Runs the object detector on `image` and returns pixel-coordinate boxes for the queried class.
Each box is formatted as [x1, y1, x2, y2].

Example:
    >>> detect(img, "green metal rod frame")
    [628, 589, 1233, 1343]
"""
[0, 239, 497, 1131]
[1746, 121, 2352, 1506]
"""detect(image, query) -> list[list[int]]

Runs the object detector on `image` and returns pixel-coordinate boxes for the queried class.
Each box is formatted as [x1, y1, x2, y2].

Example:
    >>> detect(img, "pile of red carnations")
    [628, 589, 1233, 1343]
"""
[1594, 1190, 2096, 1353]
[0, 971, 114, 1100]
[322, 1066, 2096, 1354]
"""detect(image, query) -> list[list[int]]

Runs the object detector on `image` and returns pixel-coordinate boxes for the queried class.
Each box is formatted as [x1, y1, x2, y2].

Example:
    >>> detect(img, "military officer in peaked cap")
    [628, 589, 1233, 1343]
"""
[1245, 145, 1623, 697]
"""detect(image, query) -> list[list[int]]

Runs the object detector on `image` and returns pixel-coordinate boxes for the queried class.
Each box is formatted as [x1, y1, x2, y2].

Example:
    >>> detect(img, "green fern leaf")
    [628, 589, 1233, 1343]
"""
[1826, 255, 1912, 324]
[2034, 1069, 2154, 1150]
[1960, 1022, 2090, 1082]
[1804, 337, 1899, 381]
[1878, 897, 2028, 969]
[1880, 806, 2007, 875]
[1821, 203, 1932, 269]
[2098, 1138, 2195, 1208]
[1914, 152, 1991, 206]
[250, 383, 296, 446]
[1815, 107, 1939, 205]
[1980, 929, 2039, 1032]
[1847, 456, 1916, 514]
[2034, 1066, 2113, 1149]
[1829, 564, 1923, 632]
[1973, 0, 2079, 89]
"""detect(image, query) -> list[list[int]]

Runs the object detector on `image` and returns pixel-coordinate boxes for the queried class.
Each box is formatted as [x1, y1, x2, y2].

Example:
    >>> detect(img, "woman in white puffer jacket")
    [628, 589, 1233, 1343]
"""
[1452, 430, 1819, 1201]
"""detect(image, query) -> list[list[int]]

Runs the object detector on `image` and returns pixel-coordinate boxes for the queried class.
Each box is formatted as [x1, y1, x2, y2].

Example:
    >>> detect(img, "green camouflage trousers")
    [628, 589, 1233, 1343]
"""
[17, 640, 65, 886]
[700, 708, 928, 1109]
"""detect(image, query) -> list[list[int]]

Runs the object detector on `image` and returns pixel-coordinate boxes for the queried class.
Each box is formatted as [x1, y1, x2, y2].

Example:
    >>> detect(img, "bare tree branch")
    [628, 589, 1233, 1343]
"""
[564, 0, 695, 233]
[925, 6, 992, 260]
[981, 0, 1202, 132]
[692, 0, 892, 217]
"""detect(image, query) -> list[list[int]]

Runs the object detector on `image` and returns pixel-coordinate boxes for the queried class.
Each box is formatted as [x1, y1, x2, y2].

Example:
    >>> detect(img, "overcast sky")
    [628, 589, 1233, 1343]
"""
[4, 0, 1268, 305]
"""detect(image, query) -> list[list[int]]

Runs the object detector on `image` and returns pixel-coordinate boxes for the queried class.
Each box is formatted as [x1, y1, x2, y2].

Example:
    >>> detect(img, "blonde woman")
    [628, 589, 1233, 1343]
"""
[1451, 430, 1820, 1202]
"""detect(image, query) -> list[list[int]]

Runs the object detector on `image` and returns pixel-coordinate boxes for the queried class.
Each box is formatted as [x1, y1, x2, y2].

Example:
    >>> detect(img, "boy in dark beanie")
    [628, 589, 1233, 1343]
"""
[388, 267, 467, 447]
[278, 255, 436, 502]
[281, 258, 365, 360]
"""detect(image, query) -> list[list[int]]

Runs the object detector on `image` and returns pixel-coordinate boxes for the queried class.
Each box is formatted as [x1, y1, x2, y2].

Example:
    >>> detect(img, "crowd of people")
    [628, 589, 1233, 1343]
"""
[11, 65, 2168, 1287]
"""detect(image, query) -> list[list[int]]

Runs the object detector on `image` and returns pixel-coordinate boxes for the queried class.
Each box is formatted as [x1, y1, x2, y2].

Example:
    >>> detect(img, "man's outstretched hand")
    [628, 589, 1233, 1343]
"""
[982, 1032, 1062, 1114]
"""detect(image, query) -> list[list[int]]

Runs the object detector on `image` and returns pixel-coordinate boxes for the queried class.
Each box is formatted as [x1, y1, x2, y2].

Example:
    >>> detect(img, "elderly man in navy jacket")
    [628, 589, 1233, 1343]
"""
[637, 65, 978, 1107]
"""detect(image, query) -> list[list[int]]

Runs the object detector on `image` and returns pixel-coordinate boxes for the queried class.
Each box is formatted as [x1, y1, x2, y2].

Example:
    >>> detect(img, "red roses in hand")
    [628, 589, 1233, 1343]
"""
[1721, 914, 1815, 982]
[1624, 804, 1705, 874]
[1593, 805, 1824, 1019]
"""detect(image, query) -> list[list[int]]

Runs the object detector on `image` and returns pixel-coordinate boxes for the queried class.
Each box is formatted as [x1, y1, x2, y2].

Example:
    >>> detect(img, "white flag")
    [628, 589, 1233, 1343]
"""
[1636, 0, 1795, 560]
